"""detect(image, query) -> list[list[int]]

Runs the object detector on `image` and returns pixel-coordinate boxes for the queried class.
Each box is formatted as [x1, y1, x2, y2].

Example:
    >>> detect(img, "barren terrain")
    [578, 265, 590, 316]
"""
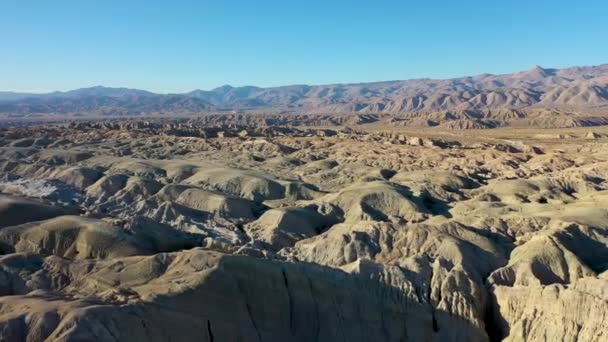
[0, 116, 606, 341]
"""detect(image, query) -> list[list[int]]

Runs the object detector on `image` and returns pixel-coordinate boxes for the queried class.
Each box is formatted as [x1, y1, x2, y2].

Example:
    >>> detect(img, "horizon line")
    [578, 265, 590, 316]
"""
[2, 62, 607, 95]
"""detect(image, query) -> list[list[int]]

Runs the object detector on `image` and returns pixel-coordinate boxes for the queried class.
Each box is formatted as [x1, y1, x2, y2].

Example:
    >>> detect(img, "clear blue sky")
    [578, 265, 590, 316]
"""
[2, 0, 607, 93]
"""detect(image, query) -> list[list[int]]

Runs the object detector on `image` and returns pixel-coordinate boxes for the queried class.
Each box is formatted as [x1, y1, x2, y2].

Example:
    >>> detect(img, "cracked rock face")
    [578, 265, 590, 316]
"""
[0, 119, 608, 341]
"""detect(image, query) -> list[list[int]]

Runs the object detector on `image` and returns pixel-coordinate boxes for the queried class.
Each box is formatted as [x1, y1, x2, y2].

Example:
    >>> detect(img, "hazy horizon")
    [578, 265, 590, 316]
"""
[2, 62, 607, 95]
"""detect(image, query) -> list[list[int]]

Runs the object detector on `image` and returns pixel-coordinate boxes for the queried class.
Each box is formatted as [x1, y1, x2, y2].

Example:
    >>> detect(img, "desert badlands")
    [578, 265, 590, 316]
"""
[0, 113, 606, 341]
[3, 0, 608, 338]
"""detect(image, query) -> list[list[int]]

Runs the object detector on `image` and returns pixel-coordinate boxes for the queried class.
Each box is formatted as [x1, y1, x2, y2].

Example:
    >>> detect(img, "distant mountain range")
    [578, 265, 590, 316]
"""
[1, 64, 608, 121]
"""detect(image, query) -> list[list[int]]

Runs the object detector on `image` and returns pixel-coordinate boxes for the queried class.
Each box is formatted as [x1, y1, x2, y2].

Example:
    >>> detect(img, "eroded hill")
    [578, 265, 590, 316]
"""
[0, 119, 607, 341]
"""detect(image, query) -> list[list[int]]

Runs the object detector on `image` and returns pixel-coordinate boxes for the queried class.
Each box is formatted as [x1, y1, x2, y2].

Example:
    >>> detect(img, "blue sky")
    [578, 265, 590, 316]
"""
[1, 0, 607, 93]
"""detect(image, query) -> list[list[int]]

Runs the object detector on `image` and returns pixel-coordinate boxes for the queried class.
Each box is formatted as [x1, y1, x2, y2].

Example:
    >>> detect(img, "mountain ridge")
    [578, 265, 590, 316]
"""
[4, 63, 608, 98]
[1, 64, 608, 125]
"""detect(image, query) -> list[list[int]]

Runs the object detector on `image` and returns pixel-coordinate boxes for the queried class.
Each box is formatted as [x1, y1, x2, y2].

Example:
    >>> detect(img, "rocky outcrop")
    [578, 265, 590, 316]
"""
[490, 277, 608, 342]
[0, 249, 489, 341]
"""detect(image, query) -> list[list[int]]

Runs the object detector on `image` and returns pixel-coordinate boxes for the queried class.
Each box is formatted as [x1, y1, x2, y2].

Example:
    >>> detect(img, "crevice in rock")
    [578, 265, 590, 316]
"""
[281, 269, 295, 334]
[235, 278, 263, 342]
[207, 320, 214, 342]
[483, 287, 506, 342]
[432, 314, 439, 332]
[426, 263, 440, 333]
[306, 275, 321, 341]
[245, 301, 262, 342]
